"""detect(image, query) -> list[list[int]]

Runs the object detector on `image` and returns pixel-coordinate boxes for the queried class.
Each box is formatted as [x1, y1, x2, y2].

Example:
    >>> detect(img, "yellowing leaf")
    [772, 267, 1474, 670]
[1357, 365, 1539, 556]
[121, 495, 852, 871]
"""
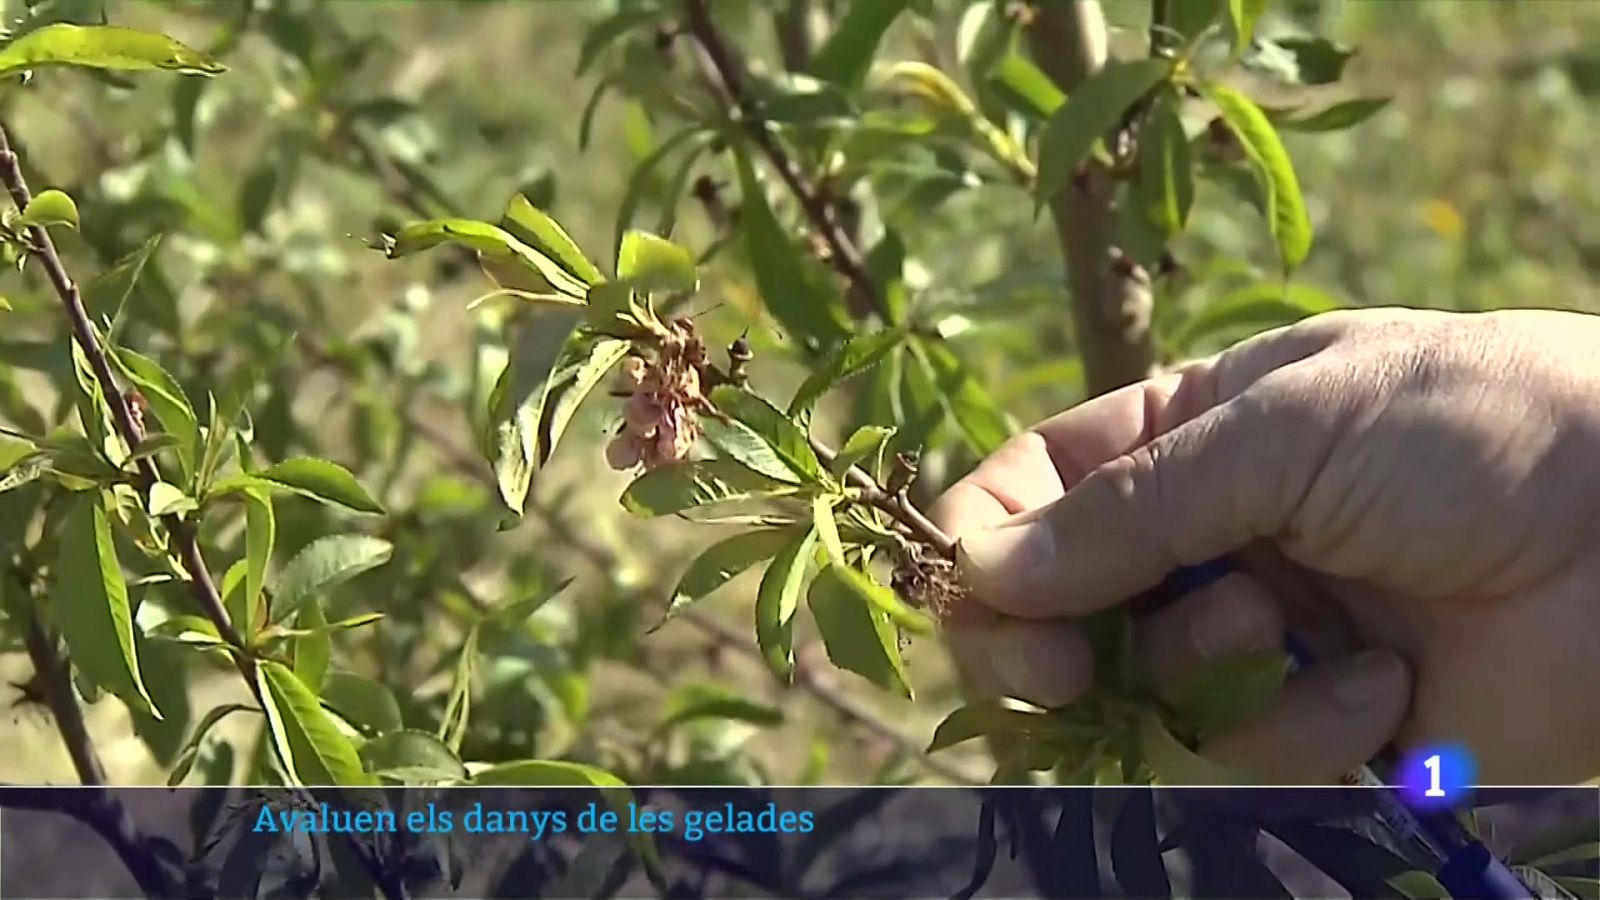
[0, 24, 226, 77]
[17, 189, 79, 230]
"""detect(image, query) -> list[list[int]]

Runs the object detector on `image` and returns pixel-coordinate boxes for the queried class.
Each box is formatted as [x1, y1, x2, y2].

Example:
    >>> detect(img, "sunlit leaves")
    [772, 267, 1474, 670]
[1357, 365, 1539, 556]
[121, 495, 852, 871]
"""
[488, 329, 630, 517]
[622, 459, 797, 517]
[1227, 0, 1270, 59]
[657, 684, 784, 732]
[1036, 59, 1172, 205]
[1204, 83, 1312, 273]
[111, 346, 198, 479]
[258, 660, 373, 787]
[914, 339, 1011, 455]
[755, 527, 818, 682]
[660, 528, 797, 625]
[616, 229, 698, 295]
[927, 699, 1067, 753]
[247, 457, 384, 515]
[384, 218, 588, 298]
[708, 385, 823, 482]
[807, 563, 913, 697]
[241, 487, 274, 639]
[830, 425, 893, 478]
[50, 494, 159, 717]
[0, 24, 226, 78]
[988, 54, 1065, 122]
[500, 194, 603, 286]
[788, 328, 906, 418]
[270, 534, 393, 623]
[17, 189, 79, 230]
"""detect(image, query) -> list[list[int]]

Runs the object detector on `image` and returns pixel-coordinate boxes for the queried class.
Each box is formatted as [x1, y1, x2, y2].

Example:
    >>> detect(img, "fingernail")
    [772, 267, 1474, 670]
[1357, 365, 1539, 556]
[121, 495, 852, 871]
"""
[1332, 651, 1404, 709]
[1188, 587, 1262, 659]
[957, 521, 1055, 598]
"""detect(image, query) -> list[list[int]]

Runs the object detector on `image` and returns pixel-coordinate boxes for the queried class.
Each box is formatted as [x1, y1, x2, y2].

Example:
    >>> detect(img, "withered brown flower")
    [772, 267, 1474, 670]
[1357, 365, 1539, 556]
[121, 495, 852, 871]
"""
[606, 319, 710, 472]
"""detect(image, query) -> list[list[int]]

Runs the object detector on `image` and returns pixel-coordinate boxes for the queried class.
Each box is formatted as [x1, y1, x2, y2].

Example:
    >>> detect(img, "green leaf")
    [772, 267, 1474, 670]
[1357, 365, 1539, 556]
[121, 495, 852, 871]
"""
[808, 563, 913, 697]
[292, 598, 331, 694]
[250, 457, 384, 515]
[708, 385, 823, 480]
[167, 703, 256, 786]
[486, 578, 576, 631]
[988, 53, 1065, 122]
[271, 534, 393, 622]
[1226, 0, 1270, 58]
[756, 527, 818, 682]
[660, 528, 796, 625]
[82, 235, 161, 336]
[1036, 58, 1171, 205]
[490, 329, 631, 517]
[147, 481, 193, 517]
[1169, 281, 1341, 353]
[621, 459, 798, 517]
[616, 230, 698, 295]
[111, 346, 198, 479]
[385, 218, 588, 298]
[439, 627, 477, 754]
[831, 425, 895, 478]
[788, 328, 907, 417]
[1160, 648, 1289, 735]
[700, 415, 805, 484]
[812, 0, 907, 92]
[472, 758, 667, 875]
[0, 24, 226, 77]
[1139, 710, 1255, 785]
[1138, 92, 1194, 240]
[658, 684, 784, 732]
[257, 660, 374, 787]
[320, 672, 404, 738]
[1277, 97, 1390, 133]
[50, 494, 159, 717]
[359, 730, 467, 784]
[1204, 83, 1313, 273]
[734, 149, 850, 348]
[241, 487, 273, 639]
[926, 700, 1057, 753]
[17, 189, 79, 230]
[500, 194, 603, 286]
[915, 339, 1011, 455]
[811, 495, 846, 565]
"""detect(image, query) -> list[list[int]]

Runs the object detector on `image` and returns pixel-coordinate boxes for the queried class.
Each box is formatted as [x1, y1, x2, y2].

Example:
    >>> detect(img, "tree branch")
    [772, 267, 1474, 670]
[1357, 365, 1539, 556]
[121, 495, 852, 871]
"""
[681, 0, 884, 321]
[0, 119, 409, 900]
[1026, 1, 1159, 396]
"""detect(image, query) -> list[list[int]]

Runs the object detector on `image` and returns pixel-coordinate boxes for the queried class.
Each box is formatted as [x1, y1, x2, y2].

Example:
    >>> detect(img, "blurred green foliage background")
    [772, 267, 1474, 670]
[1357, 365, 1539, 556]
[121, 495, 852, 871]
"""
[1, 0, 1596, 787]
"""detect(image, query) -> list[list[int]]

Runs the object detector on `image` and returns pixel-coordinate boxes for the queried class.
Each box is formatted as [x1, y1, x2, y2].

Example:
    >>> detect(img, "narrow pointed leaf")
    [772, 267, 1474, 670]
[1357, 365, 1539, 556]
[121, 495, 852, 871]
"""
[500, 194, 603, 286]
[808, 563, 913, 697]
[756, 527, 818, 682]
[617, 230, 698, 295]
[258, 660, 373, 786]
[1205, 83, 1312, 272]
[661, 528, 797, 624]
[1036, 59, 1171, 204]
[811, 0, 907, 92]
[788, 328, 907, 417]
[811, 495, 846, 565]
[734, 149, 850, 347]
[386, 218, 588, 297]
[51, 495, 159, 717]
[708, 385, 823, 480]
[242, 487, 273, 639]
[271, 534, 392, 622]
[831, 426, 895, 477]
[1138, 93, 1194, 239]
[250, 457, 384, 515]
[621, 459, 798, 517]
[0, 24, 227, 77]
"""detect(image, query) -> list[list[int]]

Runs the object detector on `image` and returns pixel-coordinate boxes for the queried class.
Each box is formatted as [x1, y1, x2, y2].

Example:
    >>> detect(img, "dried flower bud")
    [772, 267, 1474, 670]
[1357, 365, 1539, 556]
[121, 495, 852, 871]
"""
[887, 451, 918, 494]
[124, 389, 148, 437]
[621, 355, 648, 386]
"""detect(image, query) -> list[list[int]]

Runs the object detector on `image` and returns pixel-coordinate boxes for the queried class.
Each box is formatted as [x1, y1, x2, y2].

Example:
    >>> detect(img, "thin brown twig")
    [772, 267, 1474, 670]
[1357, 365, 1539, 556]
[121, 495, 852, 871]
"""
[0, 120, 410, 900]
[681, 0, 883, 320]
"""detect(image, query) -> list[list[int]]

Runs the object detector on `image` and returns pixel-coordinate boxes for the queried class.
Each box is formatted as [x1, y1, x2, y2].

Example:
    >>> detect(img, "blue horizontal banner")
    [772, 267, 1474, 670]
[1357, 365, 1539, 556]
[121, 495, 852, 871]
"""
[1, 786, 1595, 898]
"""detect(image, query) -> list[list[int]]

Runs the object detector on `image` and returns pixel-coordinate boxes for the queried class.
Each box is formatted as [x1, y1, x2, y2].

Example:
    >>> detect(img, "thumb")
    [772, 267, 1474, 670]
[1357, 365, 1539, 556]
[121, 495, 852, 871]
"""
[957, 377, 1322, 619]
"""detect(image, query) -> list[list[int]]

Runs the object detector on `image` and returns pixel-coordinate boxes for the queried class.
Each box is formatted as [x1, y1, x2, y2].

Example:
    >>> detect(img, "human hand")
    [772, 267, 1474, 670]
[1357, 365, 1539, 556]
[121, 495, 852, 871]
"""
[933, 307, 1600, 784]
